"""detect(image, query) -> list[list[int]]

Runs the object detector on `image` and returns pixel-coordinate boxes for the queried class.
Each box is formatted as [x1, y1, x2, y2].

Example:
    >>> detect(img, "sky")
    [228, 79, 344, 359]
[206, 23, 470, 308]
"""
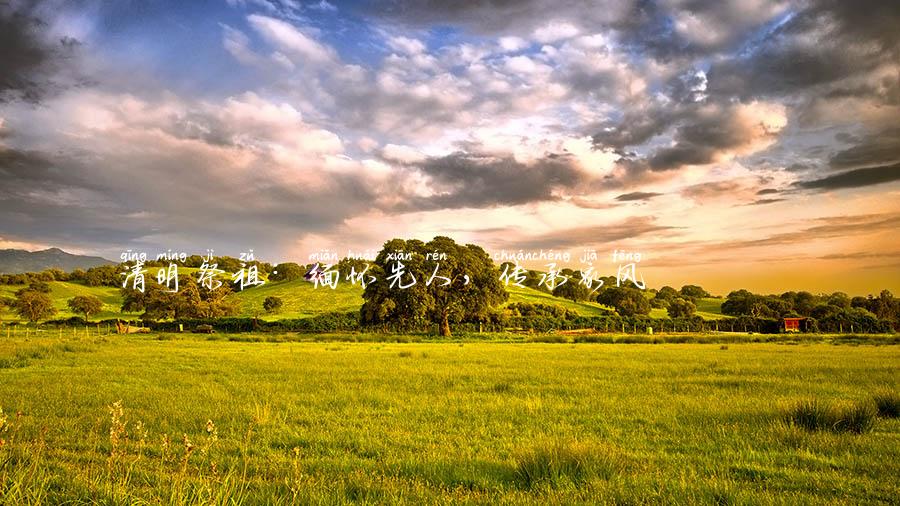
[1, 0, 898, 295]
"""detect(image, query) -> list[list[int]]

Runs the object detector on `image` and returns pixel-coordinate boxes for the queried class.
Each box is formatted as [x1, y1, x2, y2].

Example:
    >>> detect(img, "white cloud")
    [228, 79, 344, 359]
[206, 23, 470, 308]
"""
[381, 143, 427, 164]
[532, 21, 580, 44]
[247, 14, 335, 64]
[498, 36, 528, 52]
[387, 35, 426, 55]
[221, 24, 262, 65]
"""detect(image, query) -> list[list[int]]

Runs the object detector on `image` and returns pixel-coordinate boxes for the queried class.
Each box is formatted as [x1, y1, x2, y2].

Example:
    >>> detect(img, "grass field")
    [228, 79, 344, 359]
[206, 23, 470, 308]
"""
[504, 284, 613, 316]
[235, 278, 365, 319]
[0, 281, 132, 322]
[649, 297, 727, 320]
[1, 334, 897, 504]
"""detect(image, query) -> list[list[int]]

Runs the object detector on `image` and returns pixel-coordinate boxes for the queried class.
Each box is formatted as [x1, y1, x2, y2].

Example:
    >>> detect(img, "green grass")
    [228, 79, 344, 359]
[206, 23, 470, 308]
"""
[234, 278, 364, 319]
[0, 335, 898, 503]
[650, 297, 728, 320]
[0, 281, 132, 322]
[696, 297, 728, 320]
[503, 284, 613, 316]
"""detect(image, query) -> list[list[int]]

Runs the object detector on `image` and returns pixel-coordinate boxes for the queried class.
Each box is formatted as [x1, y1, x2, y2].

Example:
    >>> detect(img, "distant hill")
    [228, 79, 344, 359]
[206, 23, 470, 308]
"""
[0, 248, 114, 274]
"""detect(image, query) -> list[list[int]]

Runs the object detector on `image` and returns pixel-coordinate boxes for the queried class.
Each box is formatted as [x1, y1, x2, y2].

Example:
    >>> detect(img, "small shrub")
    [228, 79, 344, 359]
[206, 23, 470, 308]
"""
[513, 441, 621, 489]
[492, 382, 513, 394]
[832, 402, 877, 434]
[525, 334, 568, 343]
[398, 351, 412, 358]
[515, 441, 590, 488]
[783, 399, 877, 434]
[783, 399, 834, 432]
[573, 335, 614, 344]
[872, 391, 900, 418]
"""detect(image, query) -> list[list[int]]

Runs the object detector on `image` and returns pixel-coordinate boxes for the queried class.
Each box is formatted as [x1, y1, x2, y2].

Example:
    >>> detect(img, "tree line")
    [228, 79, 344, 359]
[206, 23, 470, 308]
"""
[2, 238, 898, 335]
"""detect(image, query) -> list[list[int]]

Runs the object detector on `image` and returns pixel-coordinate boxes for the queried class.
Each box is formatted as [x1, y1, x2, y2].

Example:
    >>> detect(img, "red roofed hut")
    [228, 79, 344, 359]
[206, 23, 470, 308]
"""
[783, 317, 806, 333]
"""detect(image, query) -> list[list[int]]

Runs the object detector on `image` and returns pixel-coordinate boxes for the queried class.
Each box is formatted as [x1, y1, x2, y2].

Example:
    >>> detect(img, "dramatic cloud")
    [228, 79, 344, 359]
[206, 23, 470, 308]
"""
[706, 0, 900, 117]
[828, 128, 900, 170]
[615, 191, 662, 202]
[0, 0, 898, 291]
[795, 163, 900, 191]
[0, 1, 79, 102]
[402, 152, 589, 210]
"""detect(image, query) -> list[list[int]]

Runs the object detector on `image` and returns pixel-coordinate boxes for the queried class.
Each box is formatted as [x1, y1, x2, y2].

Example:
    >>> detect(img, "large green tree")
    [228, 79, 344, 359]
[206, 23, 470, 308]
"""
[552, 280, 591, 303]
[269, 262, 305, 282]
[67, 295, 104, 321]
[361, 237, 508, 336]
[667, 297, 696, 318]
[596, 286, 650, 317]
[121, 275, 239, 321]
[14, 290, 57, 323]
[263, 296, 283, 314]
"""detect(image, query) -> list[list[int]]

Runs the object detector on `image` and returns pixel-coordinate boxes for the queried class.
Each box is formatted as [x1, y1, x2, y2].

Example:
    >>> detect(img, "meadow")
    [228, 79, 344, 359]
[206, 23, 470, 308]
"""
[1, 333, 898, 504]
[0, 278, 724, 323]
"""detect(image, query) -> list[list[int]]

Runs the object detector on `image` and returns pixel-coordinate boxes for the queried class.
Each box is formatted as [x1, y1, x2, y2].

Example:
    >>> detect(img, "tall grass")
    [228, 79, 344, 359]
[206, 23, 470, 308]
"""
[514, 441, 593, 488]
[872, 390, 900, 418]
[783, 399, 878, 434]
[1, 336, 898, 503]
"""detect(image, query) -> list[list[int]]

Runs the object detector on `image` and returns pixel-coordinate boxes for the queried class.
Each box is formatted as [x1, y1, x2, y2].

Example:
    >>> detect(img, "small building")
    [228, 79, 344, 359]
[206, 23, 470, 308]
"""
[783, 317, 806, 333]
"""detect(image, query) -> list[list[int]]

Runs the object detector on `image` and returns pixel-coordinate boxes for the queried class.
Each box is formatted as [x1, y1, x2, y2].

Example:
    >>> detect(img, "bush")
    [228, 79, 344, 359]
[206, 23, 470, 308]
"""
[262, 296, 283, 314]
[573, 335, 614, 344]
[783, 399, 833, 431]
[525, 334, 568, 343]
[514, 442, 591, 488]
[872, 391, 900, 418]
[783, 399, 877, 434]
[269, 262, 305, 282]
[832, 402, 877, 434]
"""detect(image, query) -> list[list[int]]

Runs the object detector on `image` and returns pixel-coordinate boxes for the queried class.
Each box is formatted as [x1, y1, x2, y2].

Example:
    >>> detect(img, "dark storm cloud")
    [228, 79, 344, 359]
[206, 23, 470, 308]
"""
[793, 163, 900, 191]
[400, 152, 588, 210]
[0, 145, 150, 246]
[828, 128, 900, 170]
[592, 103, 685, 153]
[834, 132, 860, 144]
[786, 162, 815, 172]
[615, 191, 662, 201]
[707, 0, 900, 101]
[0, 133, 382, 255]
[620, 102, 777, 173]
[0, 1, 78, 103]
[590, 0, 899, 184]
[744, 198, 785, 206]
[756, 188, 779, 195]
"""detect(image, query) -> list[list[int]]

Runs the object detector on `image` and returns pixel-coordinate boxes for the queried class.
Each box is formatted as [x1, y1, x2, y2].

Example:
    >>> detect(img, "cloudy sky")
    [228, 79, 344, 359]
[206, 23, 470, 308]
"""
[1, 0, 898, 294]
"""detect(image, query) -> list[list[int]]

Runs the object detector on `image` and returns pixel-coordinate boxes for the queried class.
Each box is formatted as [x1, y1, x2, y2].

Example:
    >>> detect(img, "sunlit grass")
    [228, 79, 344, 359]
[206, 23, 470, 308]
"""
[1, 335, 898, 503]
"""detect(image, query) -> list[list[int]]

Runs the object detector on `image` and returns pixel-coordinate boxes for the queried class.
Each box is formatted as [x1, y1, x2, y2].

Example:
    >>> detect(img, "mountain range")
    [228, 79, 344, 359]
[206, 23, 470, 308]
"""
[0, 248, 114, 274]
